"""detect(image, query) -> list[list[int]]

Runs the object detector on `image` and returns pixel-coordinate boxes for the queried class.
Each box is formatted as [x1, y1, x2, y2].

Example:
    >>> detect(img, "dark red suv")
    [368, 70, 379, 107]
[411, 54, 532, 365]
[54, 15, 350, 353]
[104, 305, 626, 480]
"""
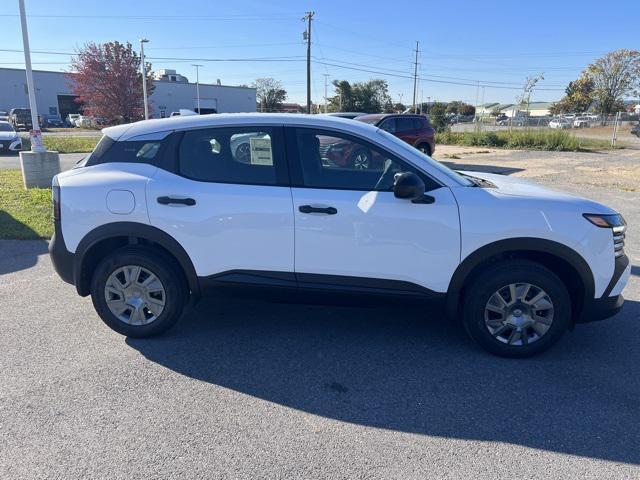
[356, 113, 436, 156]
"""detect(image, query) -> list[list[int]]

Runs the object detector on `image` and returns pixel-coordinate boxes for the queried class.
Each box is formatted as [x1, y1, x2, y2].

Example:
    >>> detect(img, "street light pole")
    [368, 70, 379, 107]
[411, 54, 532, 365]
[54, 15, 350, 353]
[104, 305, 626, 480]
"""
[192, 64, 202, 114]
[18, 0, 44, 152]
[140, 38, 149, 120]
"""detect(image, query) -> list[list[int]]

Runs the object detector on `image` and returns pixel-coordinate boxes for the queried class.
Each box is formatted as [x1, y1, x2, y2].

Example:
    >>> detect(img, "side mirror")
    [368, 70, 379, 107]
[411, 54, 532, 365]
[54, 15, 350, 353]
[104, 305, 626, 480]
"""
[393, 172, 425, 200]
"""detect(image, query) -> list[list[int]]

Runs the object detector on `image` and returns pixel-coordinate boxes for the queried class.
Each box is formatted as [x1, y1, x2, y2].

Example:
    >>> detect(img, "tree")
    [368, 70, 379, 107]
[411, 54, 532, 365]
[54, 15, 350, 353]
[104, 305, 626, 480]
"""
[428, 102, 448, 132]
[459, 103, 476, 116]
[446, 101, 463, 115]
[329, 79, 392, 113]
[549, 75, 595, 114]
[490, 106, 502, 117]
[252, 77, 287, 112]
[69, 41, 153, 123]
[586, 49, 640, 114]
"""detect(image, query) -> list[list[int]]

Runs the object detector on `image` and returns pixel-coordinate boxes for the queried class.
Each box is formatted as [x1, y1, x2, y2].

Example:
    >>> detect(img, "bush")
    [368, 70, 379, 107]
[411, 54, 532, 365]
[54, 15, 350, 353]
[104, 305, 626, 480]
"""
[437, 129, 607, 151]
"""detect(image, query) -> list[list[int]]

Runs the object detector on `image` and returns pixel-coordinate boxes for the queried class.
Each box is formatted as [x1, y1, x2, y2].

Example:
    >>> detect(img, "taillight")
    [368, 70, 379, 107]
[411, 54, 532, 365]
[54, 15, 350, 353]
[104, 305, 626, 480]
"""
[52, 177, 61, 221]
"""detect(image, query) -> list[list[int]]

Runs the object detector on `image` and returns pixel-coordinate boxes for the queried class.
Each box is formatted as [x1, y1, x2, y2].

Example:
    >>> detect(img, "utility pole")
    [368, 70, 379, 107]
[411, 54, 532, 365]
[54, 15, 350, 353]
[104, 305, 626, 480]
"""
[303, 11, 314, 114]
[140, 38, 149, 120]
[18, 0, 61, 189]
[412, 41, 419, 114]
[322, 73, 329, 113]
[18, 0, 43, 152]
[192, 64, 202, 114]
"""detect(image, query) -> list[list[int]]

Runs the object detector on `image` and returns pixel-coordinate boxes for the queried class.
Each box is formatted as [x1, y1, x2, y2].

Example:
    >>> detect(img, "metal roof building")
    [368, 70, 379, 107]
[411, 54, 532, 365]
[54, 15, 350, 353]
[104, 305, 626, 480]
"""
[0, 67, 256, 120]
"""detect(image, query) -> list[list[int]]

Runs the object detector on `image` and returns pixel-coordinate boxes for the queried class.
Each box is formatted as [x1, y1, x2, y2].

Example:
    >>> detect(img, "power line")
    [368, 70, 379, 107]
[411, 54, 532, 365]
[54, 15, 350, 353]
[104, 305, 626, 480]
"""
[311, 60, 565, 91]
[0, 13, 299, 20]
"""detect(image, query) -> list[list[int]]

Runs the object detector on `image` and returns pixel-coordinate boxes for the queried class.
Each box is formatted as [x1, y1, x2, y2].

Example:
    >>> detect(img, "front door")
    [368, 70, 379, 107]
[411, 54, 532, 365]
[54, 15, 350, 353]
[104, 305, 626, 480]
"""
[287, 127, 460, 294]
[147, 126, 295, 279]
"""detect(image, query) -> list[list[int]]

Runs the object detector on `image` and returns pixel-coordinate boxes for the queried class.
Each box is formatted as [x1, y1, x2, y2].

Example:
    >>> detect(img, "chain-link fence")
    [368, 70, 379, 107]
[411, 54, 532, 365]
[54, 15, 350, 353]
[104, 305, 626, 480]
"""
[451, 111, 640, 147]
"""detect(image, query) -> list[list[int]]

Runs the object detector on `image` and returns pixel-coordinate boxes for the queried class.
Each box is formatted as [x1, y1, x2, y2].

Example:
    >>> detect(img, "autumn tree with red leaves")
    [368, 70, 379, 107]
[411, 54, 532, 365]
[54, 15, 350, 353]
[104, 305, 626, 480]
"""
[69, 41, 154, 123]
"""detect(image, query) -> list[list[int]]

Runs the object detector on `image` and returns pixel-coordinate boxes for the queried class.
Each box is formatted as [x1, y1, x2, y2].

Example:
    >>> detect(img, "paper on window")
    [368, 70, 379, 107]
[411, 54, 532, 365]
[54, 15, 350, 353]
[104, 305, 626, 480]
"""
[250, 137, 273, 165]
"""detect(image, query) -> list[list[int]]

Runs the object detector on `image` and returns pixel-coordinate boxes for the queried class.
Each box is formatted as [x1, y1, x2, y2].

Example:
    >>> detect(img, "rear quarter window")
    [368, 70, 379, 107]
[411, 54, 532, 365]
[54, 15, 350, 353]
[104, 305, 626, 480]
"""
[84, 136, 165, 167]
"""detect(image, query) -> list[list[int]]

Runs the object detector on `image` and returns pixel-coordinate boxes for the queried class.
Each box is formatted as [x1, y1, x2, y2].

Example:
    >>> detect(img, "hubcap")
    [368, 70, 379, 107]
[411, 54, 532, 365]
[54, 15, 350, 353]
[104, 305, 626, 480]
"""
[484, 283, 554, 346]
[104, 265, 166, 325]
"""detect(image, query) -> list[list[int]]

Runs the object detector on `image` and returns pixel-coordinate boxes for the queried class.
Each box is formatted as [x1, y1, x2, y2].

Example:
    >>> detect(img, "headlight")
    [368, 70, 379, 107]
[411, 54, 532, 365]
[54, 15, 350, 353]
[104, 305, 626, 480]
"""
[583, 213, 626, 258]
[582, 213, 626, 230]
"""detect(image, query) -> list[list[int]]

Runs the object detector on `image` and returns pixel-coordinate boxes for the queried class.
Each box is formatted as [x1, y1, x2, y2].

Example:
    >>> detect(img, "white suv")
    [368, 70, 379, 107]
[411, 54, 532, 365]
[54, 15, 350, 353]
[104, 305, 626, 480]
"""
[50, 114, 630, 357]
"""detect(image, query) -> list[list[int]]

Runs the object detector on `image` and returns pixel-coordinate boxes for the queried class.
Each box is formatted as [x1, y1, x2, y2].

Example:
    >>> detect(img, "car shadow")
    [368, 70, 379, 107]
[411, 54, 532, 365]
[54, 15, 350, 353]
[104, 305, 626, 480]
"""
[127, 294, 640, 465]
[631, 265, 639, 277]
[0, 211, 49, 274]
[440, 161, 524, 176]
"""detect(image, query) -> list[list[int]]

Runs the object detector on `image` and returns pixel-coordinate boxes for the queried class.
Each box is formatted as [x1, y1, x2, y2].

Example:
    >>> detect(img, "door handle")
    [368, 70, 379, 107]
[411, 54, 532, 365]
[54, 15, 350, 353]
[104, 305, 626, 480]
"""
[157, 196, 196, 206]
[299, 205, 338, 215]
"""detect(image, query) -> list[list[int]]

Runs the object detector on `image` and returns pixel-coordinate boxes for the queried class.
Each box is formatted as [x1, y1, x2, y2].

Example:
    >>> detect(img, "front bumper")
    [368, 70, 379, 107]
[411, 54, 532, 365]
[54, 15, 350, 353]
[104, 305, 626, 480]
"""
[577, 254, 629, 323]
[49, 220, 75, 286]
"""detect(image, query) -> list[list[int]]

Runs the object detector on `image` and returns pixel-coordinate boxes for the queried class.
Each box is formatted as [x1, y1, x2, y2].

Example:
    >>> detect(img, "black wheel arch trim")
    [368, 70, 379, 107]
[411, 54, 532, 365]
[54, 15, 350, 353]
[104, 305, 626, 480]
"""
[73, 222, 199, 297]
[445, 237, 596, 319]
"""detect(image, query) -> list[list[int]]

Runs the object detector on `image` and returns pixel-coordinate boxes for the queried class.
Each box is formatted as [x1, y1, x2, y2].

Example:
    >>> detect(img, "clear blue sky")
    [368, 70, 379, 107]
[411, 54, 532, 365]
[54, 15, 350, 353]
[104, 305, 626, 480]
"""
[1, 0, 638, 106]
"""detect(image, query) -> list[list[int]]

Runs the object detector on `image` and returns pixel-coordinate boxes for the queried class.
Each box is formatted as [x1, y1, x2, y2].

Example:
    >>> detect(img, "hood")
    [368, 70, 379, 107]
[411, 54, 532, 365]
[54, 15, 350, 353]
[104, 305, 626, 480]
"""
[457, 170, 616, 215]
[0, 131, 18, 140]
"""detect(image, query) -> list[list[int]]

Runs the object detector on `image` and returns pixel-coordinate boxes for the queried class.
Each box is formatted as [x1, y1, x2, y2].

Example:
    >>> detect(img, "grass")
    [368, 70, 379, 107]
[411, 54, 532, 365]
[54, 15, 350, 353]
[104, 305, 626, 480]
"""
[437, 129, 614, 151]
[0, 169, 53, 239]
[21, 135, 99, 153]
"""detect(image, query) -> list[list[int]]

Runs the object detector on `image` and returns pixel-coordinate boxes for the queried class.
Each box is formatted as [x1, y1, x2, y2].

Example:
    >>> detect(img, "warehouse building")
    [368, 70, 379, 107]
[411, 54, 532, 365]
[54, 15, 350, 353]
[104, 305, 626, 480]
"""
[0, 67, 256, 121]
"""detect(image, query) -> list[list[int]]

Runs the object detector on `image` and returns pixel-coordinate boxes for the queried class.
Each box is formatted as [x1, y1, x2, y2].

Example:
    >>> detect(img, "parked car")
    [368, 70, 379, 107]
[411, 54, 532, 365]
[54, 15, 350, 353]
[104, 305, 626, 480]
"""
[494, 114, 508, 124]
[43, 114, 64, 128]
[449, 114, 474, 124]
[50, 113, 630, 357]
[326, 112, 366, 120]
[631, 123, 640, 138]
[497, 117, 526, 127]
[548, 118, 572, 129]
[355, 113, 435, 156]
[0, 110, 9, 122]
[9, 108, 33, 131]
[573, 116, 591, 128]
[0, 121, 22, 153]
[66, 113, 81, 127]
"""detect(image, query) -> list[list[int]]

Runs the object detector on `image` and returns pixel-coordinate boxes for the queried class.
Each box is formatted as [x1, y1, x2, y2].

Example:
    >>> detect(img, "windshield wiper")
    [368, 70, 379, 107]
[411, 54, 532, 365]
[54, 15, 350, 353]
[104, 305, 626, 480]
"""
[457, 172, 496, 188]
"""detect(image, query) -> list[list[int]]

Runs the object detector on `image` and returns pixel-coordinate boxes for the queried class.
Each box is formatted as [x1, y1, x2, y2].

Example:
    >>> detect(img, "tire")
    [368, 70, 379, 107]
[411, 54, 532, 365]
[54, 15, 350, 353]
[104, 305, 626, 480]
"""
[462, 259, 571, 358]
[90, 246, 187, 338]
[416, 142, 432, 156]
[349, 148, 372, 170]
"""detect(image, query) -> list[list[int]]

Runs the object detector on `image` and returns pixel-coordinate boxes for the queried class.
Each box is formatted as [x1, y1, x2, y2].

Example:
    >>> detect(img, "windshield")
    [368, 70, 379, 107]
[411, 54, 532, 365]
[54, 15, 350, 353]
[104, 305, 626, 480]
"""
[0, 123, 15, 132]
[376, 128, 473, 187]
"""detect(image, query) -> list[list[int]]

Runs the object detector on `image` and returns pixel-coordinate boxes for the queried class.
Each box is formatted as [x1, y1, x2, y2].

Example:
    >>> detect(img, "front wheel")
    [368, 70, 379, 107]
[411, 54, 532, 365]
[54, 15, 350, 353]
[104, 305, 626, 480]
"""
[416, 142, 432, 156]
[462, 260, 571, 357]
[91, 246, 187, 338]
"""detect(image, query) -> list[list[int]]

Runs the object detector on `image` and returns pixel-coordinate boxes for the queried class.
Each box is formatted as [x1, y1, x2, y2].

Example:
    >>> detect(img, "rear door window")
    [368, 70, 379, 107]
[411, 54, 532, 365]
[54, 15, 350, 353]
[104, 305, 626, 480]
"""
[178, 126, 284, 185]
[395, 117, 415, 132]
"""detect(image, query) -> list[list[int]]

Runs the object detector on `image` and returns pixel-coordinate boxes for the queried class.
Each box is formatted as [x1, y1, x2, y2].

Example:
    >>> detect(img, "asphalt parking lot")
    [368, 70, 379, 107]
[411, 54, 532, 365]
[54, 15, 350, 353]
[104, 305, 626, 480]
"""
[1, 150, 639, 479]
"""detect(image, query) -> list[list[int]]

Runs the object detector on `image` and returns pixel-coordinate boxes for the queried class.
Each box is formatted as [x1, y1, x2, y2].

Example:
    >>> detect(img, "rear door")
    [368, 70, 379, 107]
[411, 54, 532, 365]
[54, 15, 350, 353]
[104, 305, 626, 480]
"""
[147, 126, 295, 279]
[394, 116, 419, 145]
[287, 127, 460, 294]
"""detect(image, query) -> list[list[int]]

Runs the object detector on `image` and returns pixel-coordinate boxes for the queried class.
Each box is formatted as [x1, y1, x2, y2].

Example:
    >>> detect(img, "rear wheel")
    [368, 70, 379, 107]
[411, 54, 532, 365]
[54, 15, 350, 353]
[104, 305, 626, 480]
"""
[91, 246, 187, 337]
[462, 260, 571, 357]
[349, 148, 372, 170]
